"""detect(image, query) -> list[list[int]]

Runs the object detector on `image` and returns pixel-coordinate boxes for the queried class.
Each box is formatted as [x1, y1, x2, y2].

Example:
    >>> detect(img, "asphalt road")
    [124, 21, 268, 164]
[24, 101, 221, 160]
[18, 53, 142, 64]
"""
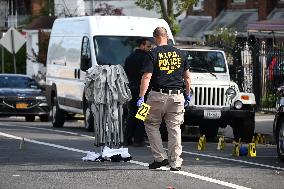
[0, 115, 283, 189]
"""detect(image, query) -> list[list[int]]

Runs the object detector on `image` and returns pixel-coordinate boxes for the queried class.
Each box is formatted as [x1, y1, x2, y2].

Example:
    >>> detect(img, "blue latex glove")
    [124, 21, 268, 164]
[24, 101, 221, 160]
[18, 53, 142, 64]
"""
[184, 95, 191, 107]
[137, 96, 144, 107]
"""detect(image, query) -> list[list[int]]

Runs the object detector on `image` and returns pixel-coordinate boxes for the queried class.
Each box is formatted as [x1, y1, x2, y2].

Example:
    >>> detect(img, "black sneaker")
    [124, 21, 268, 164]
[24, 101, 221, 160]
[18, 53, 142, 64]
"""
[149, 159, 169, 169]
[170, 166, 181, 171]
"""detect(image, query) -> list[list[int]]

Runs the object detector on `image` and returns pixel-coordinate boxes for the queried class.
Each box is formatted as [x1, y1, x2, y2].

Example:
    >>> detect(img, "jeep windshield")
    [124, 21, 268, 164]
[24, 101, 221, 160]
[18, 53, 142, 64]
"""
[93, 36, 173, 66]
[183, 50, 226, 73]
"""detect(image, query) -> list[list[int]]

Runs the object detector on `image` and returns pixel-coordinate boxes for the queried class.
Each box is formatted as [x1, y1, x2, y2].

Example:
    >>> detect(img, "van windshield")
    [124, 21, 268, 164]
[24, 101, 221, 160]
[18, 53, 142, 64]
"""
[93, 36, 174, 66]
[182, 50, 227, 73]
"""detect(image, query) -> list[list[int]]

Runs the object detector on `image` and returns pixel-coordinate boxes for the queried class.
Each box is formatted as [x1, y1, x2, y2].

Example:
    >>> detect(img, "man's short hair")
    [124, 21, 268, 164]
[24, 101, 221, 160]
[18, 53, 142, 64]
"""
[153, 27, 168, 38]
[137, 37, 149, 46]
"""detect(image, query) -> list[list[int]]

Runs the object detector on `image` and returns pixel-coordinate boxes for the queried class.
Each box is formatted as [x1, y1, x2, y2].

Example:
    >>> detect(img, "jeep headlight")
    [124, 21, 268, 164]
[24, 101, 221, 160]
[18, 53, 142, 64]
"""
[234, 100, 243, 109]
[226, 88, 236, 99]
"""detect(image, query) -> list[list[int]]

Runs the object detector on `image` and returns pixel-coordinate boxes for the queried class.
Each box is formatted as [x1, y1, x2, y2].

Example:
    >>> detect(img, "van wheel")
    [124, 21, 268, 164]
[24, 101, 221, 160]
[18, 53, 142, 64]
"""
[51, 96, 65, 127]
[232, 116, 255, 143]
[40, 115, 49, 122]
[84, 101, 94, 132]
[25, 115, 35, 122]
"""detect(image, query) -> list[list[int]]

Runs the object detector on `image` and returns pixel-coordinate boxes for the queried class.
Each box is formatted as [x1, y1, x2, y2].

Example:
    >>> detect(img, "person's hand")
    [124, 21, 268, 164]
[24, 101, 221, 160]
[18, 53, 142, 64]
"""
[137, 96, 144, 107]
[184, 95, 191, 107]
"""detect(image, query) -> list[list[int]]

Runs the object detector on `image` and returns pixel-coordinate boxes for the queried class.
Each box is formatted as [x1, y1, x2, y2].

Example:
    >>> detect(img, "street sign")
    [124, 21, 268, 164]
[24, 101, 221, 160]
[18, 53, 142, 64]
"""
[0, 27, 26, 54]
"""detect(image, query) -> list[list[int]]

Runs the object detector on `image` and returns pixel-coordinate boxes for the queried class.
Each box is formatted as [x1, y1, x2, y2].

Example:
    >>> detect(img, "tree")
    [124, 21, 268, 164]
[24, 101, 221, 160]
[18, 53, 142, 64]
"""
[135, 0, 197, 35]
[205, 27, 237, 50]
[94, 3, 124, 16]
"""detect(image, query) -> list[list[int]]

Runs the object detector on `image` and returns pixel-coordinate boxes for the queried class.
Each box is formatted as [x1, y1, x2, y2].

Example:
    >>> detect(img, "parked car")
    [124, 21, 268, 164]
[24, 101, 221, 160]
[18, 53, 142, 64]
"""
[273, 85, 284, 161]
[0, 74, 49, 122]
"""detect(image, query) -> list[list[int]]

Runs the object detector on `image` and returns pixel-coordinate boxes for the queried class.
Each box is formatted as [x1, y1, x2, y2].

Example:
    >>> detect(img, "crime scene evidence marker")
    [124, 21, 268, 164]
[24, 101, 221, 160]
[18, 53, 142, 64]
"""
[232, 138, 241, 157]
[248, 143, 256, 157]
[217, 136, 225, 150]
[198, 135, 206, 151]
[135, 103, 151, 121]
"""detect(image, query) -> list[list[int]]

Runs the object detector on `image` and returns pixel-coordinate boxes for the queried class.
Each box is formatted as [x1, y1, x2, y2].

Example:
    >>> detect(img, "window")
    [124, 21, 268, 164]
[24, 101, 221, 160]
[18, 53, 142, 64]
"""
[193, 0, 204, 11]
[93, 36, 174, 66]
[0, 76, 40, 89]
[233, 0, 246, 3]
[183, 51, 226, 73]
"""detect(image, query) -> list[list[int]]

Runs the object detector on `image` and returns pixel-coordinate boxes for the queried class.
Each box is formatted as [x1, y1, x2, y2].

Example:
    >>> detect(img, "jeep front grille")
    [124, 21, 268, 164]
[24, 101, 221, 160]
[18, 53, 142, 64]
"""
[193, 86, 227, 107]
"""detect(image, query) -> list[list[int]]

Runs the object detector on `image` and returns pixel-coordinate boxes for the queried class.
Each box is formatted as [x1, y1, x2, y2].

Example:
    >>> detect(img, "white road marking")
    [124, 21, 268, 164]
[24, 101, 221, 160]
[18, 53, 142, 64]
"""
[0, 132, 87, 153]
[130, 160, 250, 189]
[1, 123, 283, 171]
[180, 150, 284, 171]
[255, 118, 274, 122]
[0, 123, 95, 139]
[0, 131, 250, 189]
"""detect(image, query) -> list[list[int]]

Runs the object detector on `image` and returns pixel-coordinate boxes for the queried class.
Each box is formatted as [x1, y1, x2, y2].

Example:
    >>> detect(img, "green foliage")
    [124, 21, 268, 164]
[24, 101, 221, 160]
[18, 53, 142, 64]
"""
[135, 0, 197, 36]
[94, 3, 124, 16]
[205, 27, 237, 49]
[0, 45, 26, 74]
[261, 93, 277, 108]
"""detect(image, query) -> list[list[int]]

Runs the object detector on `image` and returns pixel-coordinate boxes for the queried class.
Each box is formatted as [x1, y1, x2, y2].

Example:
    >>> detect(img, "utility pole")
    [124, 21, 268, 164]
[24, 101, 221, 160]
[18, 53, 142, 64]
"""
[91, 0, 94, 15]
[11, 29, 16, 73]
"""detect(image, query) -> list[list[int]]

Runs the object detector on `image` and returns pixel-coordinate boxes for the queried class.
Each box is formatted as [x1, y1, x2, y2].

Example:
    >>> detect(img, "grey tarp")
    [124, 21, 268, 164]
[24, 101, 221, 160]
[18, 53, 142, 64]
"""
[85, 65, 132, 147]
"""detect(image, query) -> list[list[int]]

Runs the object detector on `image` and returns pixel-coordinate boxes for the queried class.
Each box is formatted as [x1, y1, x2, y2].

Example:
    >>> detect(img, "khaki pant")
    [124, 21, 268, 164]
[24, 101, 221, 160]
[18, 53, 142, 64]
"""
[144, 91, 184, 167]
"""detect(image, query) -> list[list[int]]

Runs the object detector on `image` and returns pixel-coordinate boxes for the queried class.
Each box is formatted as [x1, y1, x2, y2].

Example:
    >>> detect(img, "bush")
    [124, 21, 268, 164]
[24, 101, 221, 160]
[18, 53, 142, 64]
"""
[261, 93, 277, 108]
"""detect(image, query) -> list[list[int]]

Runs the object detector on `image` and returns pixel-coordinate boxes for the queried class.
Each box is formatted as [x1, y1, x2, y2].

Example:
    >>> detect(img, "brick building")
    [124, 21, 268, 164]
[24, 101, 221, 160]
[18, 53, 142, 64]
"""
[177, 0, 284, 43]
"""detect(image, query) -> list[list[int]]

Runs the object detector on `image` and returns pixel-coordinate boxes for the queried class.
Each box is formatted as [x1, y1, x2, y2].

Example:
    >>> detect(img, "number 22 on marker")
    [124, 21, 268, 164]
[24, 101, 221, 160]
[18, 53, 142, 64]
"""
[135, 103, 151, 121]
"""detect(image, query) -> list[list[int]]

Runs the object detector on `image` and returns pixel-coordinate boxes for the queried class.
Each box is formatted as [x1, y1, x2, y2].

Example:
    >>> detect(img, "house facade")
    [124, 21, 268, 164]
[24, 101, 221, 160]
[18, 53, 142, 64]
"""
[177, 0, 284, 43]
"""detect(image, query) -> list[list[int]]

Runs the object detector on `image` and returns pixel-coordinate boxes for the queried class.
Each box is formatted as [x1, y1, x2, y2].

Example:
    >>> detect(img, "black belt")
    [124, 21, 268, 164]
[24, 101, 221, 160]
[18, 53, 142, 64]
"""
[152, 88, 183, 94]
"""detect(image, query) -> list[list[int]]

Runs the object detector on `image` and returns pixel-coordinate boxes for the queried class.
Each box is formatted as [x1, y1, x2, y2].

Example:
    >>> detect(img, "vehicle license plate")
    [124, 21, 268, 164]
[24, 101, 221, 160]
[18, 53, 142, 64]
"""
[16, 103, 28, 109]
[204, 110, 221, 119]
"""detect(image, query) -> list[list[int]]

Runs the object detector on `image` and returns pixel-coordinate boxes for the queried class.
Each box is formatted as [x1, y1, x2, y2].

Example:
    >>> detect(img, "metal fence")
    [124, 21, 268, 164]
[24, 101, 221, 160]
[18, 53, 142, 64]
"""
[206, 38, 284, 112]
[208, 39, 284, 112]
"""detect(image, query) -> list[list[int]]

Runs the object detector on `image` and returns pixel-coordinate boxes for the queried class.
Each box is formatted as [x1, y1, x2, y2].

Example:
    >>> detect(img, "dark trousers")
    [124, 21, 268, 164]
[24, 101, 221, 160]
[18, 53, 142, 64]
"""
[124, 88, 145, 144]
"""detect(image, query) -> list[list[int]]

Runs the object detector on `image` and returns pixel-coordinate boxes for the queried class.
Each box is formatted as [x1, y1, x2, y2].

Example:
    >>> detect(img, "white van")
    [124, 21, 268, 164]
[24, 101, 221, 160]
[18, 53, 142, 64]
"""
[45, 16, 174, 130]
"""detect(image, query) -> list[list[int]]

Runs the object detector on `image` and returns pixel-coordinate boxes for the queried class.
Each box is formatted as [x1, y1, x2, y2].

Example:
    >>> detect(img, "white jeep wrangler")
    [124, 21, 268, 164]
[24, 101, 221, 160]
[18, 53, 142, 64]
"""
[179, 46, 256, 142]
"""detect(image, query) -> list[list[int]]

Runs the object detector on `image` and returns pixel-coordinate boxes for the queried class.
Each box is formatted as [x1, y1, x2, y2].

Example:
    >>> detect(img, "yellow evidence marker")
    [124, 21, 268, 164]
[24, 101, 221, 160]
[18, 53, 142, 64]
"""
[135, 103, 151, 121]
[198, 135, 206, 151]
[232, 138, 241, 157]
[248, 143, 256, 157]
[217, 136, 225, 150]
